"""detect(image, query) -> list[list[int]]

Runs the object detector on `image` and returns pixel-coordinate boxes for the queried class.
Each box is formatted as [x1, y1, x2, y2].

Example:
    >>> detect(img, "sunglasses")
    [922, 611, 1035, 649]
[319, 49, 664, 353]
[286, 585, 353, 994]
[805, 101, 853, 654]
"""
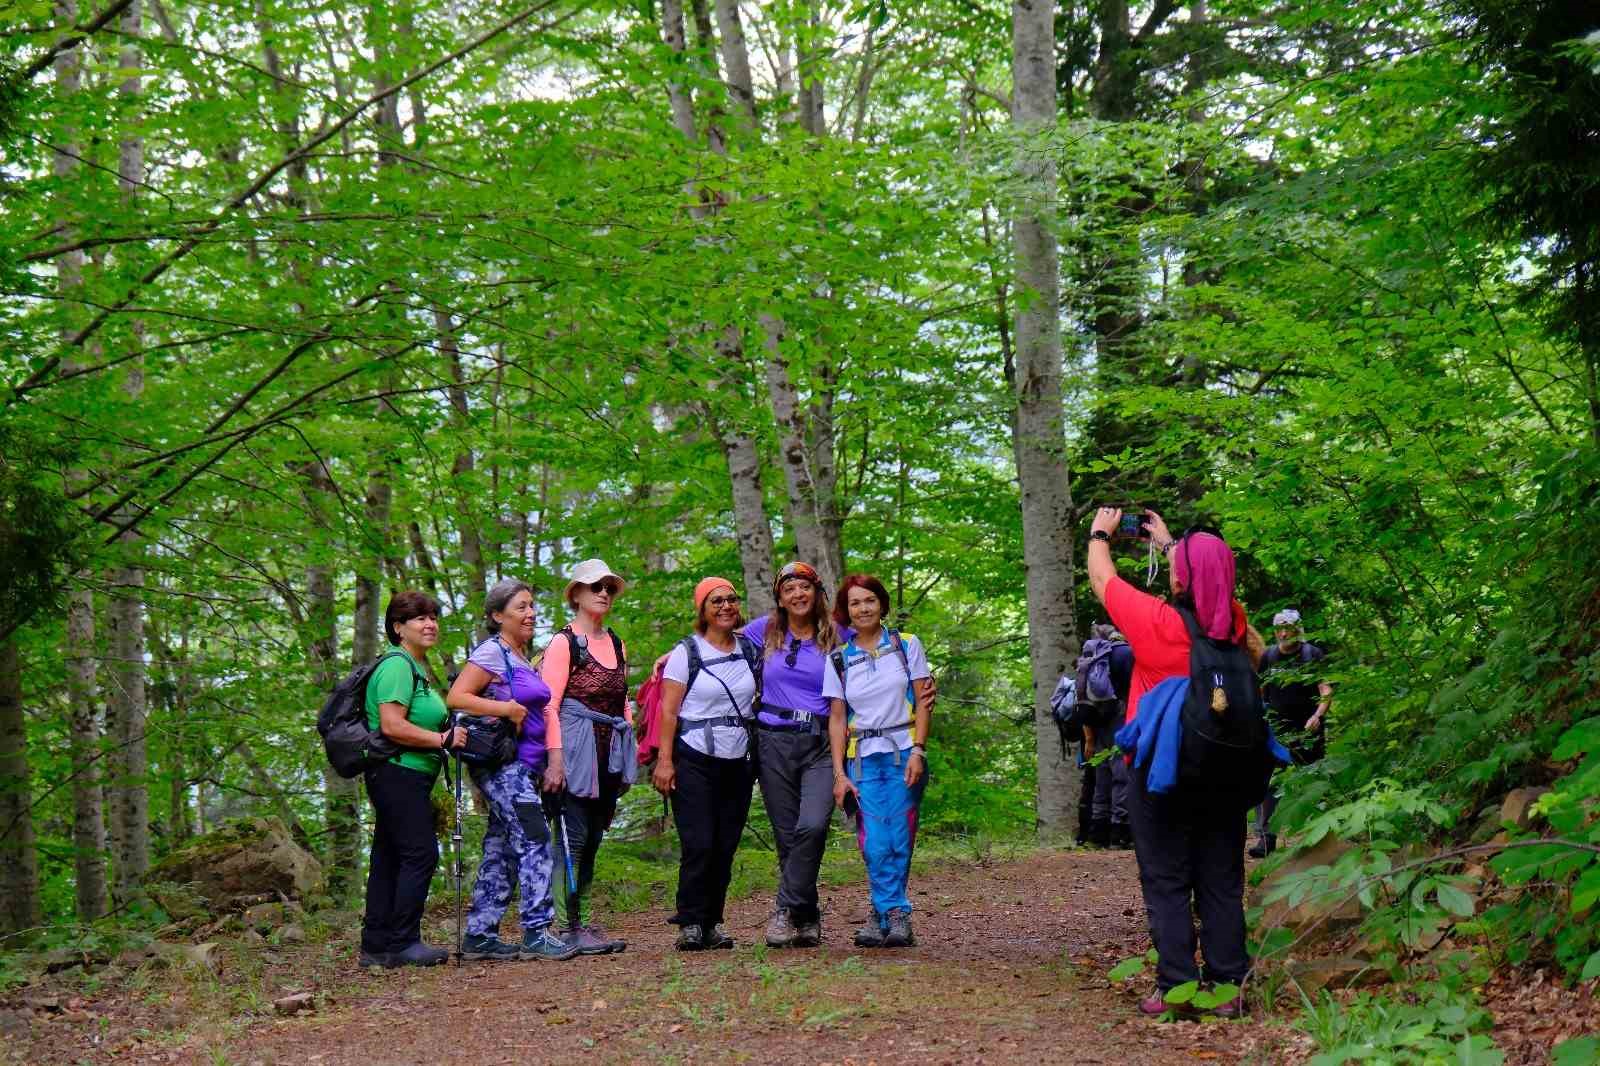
[587, 580, 620, 596]
[785, 636, 801, 668]
[706, 594, 741, 608]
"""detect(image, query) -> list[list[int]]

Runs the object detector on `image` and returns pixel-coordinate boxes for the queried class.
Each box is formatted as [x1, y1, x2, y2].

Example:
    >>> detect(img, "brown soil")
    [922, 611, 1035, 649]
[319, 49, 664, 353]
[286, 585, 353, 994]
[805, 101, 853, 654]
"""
[79, 848, 1297, 1065]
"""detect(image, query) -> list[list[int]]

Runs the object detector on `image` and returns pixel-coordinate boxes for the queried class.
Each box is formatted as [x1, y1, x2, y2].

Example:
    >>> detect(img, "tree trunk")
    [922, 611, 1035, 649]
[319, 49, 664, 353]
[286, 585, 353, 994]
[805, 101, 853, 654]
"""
[1012, 0, 1080, 837]
[56, 0, 108, 920]
[106, 0, 149, 907]
[716, 420, 779, 618]
[712, 0, 758, 132]
[0, 637, 42, 936]
[761, 315, 844, 592]
[439, 308, 489, 610]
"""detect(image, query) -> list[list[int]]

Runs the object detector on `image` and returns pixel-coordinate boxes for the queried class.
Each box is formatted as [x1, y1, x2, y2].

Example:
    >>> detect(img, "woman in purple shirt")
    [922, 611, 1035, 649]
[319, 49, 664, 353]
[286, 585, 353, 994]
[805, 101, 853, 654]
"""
[747, 561, 845, 948]
[446, 579, 577, 962]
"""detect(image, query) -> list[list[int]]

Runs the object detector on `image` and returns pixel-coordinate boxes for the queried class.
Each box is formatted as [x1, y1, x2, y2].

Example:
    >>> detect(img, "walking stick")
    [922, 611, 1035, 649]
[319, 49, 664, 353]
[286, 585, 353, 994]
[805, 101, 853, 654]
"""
[451, 727, 465, 966]
[553, 792, 579, 930]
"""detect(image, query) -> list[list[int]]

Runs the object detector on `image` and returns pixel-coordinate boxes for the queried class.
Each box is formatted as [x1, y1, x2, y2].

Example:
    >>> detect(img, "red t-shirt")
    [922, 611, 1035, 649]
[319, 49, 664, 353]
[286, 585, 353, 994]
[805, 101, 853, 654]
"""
[1103, 577, 1191, 725]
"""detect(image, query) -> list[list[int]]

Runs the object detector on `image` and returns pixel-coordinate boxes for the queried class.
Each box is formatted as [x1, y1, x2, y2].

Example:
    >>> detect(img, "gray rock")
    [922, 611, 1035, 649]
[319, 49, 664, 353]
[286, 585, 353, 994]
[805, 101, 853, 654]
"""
[1285, 955, 1389, 994]
[1499, 787, 1549, 831]
[277, 923, 306, 945]
[144, 817, 323, 907]
[1250, 836, 1364, 946]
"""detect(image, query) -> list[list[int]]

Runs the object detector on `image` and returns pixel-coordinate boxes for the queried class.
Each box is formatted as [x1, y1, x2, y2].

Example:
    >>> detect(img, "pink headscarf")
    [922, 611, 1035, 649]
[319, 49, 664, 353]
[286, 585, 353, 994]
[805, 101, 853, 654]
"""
[1172, 532, 1239, 641]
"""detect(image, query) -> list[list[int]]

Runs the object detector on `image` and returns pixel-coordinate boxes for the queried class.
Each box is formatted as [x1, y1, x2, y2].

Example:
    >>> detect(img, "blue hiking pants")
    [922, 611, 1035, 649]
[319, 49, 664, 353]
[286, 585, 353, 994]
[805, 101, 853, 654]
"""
[848, 750, 927, 920]
[466, 761, 556, 936]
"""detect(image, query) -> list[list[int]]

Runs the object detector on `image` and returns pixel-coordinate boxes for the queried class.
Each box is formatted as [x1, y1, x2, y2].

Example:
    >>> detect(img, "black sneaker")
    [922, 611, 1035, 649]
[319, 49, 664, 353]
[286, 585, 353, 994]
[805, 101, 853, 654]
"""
[853, 913, 886, 948]
[705, 924, 734, 950]
[676, 924, 706, 951]
[882, 908, 915, 948]
[461, 932, 521, 961]
[357, 950, 392, 969]
[389, 942, 449, 967]
[1111, 824, 1133, 850]
[792, 918, 821, 947]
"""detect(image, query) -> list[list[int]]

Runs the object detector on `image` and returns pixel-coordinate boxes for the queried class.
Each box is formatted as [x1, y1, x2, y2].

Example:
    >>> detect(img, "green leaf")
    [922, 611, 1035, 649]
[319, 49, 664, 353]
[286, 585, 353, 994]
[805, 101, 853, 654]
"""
[1553, 718, 1600, 760]
[1164, 980, 1199, 1006]
[1436, 882, 1477, 918]
[1554, 1036, 1600, 1066]
[1106, 956, 1145, 982]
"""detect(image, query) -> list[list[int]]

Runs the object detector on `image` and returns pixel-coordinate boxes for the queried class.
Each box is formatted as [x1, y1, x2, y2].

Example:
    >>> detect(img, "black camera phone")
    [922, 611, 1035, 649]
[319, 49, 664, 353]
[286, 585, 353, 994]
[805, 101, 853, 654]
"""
[1116, 508, 1150, 540]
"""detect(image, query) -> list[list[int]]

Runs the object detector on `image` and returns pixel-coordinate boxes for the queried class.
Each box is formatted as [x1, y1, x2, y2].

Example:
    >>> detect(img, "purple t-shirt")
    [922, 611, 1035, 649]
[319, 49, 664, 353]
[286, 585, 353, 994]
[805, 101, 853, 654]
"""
[468, 637, 552, 768]
[742, 615, 851, 726]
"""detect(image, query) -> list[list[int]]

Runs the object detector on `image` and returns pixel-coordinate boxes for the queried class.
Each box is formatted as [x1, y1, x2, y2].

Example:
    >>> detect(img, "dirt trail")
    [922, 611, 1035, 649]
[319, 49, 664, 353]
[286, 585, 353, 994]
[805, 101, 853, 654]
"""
[192, 848, 1291, 1065]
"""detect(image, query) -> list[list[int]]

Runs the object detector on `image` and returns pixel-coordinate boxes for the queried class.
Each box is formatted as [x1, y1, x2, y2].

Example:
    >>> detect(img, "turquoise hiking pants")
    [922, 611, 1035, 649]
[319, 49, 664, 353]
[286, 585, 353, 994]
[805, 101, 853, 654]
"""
[849, 750, 927, 920]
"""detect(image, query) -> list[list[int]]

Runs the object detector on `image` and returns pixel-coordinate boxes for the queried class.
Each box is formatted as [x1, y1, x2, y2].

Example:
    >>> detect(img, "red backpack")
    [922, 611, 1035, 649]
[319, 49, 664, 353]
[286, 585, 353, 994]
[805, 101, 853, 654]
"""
[634, 665, 666, 766]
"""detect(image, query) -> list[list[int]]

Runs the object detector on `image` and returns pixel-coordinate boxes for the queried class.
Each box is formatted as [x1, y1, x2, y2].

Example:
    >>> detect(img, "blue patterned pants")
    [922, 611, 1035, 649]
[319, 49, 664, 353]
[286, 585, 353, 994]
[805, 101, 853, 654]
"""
[466, 761, 556, 936]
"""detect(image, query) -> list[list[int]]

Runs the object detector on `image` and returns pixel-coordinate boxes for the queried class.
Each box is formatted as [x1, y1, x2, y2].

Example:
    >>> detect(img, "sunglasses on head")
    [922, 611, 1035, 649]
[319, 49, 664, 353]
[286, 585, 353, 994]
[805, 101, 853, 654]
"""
[587, 580, 619, 596]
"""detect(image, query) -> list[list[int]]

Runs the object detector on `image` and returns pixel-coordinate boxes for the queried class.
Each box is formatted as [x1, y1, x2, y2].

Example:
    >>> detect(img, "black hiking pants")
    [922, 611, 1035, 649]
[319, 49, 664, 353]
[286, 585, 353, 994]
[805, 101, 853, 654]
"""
[1128, 768, 1250, 991]
[756, 726, 834, 925]
[362, 761, 440, 955]
[547, 770, 620, 929]
[669, 741, 754, 930]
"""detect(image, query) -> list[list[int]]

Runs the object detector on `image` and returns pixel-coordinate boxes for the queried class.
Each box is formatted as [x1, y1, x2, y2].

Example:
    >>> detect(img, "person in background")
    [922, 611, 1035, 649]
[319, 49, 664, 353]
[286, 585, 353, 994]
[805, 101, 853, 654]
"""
[1082, 624, 1134, 849]
[1251, 608, 1332, 858]
[1086, 508, 1263, 1017]
[652, 577, 759, 950]
[446, 579, 578, 961]
[542, 558, 637, 955]
[826, 574, 933, 949]
[360, 591, 464, 969]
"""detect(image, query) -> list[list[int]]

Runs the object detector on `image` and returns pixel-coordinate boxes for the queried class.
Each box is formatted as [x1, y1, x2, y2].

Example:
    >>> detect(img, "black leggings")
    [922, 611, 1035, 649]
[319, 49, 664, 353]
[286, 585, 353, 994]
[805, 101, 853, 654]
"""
[361, 762, 439, 954]
[547, 772, 619, 928]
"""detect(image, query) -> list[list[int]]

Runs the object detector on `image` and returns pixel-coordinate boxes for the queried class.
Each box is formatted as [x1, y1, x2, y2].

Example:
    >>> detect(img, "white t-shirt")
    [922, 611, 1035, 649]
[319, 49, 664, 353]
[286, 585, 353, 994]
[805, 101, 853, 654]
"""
[821, 631, 931, 759]
[663, 634, 758, 759]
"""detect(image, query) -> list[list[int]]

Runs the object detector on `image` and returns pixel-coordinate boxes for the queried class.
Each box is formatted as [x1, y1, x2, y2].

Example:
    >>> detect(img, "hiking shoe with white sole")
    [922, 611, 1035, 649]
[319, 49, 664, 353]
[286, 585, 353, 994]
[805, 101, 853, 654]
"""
[765, 908, 798, 947]
[461, 932, 522, 961]
[675, 924, 706, 951]
[705, 924, 735, 949]
[882, 908, 915, 948]
[521, 927, 580, 961]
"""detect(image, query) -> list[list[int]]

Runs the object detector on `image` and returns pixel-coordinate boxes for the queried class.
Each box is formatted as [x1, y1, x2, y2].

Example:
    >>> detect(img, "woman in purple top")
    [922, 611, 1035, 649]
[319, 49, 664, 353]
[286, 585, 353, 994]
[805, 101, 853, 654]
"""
[746, 561, 845, 948]
[445, 579, 577, 963]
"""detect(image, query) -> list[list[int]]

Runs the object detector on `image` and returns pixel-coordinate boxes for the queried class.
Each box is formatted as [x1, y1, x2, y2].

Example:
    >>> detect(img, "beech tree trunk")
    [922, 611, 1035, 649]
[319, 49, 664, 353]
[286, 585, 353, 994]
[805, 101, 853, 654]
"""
[55, 0, 109, 919]
[0, 637, 42, 936]
[761, 315, 844, 592]
[1012, 0, 1080, 837]
[106, 0, 149, 907]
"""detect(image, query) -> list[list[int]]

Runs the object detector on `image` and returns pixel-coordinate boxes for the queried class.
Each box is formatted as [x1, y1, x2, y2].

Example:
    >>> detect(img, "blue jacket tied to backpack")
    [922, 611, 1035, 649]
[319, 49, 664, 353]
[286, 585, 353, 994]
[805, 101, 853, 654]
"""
[1115, 677, 1293, 796]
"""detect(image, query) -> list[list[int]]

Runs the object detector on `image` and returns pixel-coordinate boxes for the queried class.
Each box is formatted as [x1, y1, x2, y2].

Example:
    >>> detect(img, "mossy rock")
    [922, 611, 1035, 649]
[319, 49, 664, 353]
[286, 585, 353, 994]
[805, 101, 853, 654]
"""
[146, 816, 323, 907]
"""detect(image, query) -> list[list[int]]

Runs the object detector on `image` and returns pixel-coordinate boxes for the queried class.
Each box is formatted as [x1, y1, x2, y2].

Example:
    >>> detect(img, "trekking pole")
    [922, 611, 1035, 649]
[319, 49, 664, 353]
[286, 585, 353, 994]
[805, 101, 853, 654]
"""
[554, 792, 579, 929]
[451, 727, 465, 967]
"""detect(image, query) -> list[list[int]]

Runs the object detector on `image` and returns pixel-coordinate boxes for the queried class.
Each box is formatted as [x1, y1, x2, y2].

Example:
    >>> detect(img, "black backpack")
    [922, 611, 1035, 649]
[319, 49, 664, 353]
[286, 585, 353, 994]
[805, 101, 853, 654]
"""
[318, 651, 416, 778]
[1173, 606, 1272, 807]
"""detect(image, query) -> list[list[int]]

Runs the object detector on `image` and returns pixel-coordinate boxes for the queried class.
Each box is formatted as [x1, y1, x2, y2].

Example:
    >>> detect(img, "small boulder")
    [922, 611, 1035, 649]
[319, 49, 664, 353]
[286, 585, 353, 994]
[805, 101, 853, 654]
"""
[1285, 956, 1389, 995]
[243, 902, 285, 932]
[277, 924, 306, 946]
[145, 817, 322, 908]
[1250, 836, 1363, 946]
[1499, 788, 1548, 831]
[272, 992, 315, 1016]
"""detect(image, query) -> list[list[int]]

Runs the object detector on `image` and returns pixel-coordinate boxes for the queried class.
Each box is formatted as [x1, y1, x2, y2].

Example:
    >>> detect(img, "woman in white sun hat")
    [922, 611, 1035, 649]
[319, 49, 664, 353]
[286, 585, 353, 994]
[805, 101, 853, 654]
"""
[540, 558, 637, 955]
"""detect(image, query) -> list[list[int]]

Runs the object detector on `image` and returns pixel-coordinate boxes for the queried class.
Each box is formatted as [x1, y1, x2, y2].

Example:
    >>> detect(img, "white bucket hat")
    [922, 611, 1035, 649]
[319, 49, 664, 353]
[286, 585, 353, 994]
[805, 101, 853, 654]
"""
[1272, 608, 1302, 627]
[564, 558, 626, 605]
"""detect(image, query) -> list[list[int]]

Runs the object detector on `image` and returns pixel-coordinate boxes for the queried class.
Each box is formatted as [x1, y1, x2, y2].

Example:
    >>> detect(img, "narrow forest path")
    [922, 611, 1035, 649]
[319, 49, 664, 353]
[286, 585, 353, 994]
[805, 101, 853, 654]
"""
[202, 848, 1295, 1065]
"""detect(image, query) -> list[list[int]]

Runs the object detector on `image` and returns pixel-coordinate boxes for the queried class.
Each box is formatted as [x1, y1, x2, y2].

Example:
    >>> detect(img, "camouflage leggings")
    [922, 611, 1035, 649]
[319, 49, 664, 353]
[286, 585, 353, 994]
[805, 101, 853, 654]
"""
[466, 761, 556, 936]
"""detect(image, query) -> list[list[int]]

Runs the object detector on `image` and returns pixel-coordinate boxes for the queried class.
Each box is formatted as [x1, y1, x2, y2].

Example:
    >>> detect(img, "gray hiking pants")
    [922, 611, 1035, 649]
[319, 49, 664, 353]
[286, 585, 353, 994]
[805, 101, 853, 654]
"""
[755, 726, 835, 925]
[1090, 722, 1128, 826]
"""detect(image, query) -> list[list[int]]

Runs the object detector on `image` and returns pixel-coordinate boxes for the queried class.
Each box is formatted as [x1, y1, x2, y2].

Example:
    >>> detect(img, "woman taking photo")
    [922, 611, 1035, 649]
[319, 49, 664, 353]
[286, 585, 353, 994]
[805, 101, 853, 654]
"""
[825, 574, 932, 949]
[1086, 507, 1264, 1017]
[652, 577, 760, 950]
[360, 590, 464, 969]
[745, 561, 840, 948]
[446, 579, 578, 962]
[542, 558, 637, 955]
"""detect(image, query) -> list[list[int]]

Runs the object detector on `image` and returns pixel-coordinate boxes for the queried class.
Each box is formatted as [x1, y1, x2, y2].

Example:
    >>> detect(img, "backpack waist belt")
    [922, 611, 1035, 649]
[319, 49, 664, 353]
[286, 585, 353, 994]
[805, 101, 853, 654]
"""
[849, 720, 913, 775]
[758, 705, 827, 735]
[681, 713, 754, 754]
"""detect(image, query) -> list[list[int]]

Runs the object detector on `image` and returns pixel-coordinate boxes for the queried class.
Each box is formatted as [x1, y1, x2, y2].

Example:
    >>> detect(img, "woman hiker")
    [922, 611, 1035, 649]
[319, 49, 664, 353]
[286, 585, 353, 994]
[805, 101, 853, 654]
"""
[1087, 506, 1268, 1017]
[359, 590, 465, 969]
[541, 558, 638, 955]
[445, 579, 578, 962]
[652, 577, 761, 950]
[825, 574, 933, 949]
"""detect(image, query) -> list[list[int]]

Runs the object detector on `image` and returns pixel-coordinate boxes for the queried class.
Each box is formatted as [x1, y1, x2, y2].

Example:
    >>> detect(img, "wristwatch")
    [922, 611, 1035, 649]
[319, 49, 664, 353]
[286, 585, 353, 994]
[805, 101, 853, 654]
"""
[1089, 530, 1111, 543]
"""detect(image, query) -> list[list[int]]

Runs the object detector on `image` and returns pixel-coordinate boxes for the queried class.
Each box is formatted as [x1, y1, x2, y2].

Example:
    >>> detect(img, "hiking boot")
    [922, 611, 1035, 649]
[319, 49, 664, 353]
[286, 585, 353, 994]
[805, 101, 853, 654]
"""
[792, 918, 821, 947]
[705, 924, 735, 950]
[460, 932, 522, 961]
[1111, 824, 1133, 850]
[389, 942, 449, 967]
[1138, 992, 1172, 1017]
[675, 924, 706, 951]
[1248, 834, 1276, 859]
[853, 913, 887, 948]
[1089, 820, 1112, 848]
[882, 908, 915, 948]
[582, 922, 627, 954]
[562, 925, 617, 956]
[520, 927, 580, 961]
[765, 908, 798, 948]
[357, 950, 392, 969]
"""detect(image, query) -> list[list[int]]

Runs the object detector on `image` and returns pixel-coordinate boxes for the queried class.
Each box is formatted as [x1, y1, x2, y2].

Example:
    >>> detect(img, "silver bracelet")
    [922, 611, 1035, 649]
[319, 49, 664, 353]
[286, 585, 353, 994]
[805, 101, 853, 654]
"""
[910, 744, 926, 759]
